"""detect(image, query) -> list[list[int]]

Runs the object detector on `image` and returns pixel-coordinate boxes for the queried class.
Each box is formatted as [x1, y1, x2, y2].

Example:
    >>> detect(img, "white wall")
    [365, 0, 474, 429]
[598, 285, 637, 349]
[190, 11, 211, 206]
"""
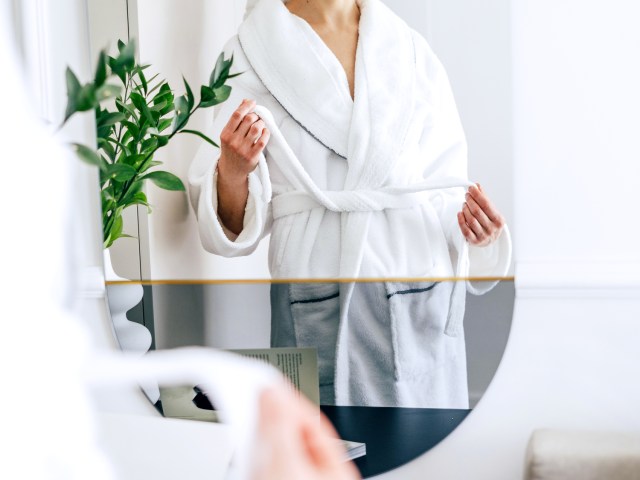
[133, 0, 273, 349]
[513, 0, 640, 282]
[136, 0, 271, 281]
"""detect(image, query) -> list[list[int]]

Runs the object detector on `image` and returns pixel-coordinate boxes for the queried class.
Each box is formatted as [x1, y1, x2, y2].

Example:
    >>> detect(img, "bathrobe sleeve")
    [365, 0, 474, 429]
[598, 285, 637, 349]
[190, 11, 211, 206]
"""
[413, 31, 512, 291]
[187, 36, 273, 257]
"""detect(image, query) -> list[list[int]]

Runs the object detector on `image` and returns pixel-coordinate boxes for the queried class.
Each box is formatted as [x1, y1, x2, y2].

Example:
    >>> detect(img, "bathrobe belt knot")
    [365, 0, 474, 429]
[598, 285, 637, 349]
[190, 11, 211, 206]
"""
[272, 183, 473, 219]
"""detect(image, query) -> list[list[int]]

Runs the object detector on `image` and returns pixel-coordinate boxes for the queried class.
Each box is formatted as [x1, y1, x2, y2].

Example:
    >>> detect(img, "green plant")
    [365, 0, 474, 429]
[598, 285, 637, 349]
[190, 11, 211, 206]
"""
[63, 39, 238, 248]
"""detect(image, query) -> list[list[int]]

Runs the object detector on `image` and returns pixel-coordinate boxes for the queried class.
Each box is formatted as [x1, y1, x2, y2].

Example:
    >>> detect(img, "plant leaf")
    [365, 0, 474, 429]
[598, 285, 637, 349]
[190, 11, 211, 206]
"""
[210, 52, 234, 89]
[138, 68, 148, 95]
[141, 171, 186, 191]
[66, 67, 81, 97]
[96, 84, 122, 102]
[72, 143, 107, 170]
[153, 133, 170, 146]
[76, 84, 97, 112]
[98, 138, 116, 161]
[97, 112, 126, 128]
[140, 137, 159, 154]
[121, 153, 147, 168]
[171, 96, 190, 133]
[104, 163, 137, 182]
[180, 129, 219, 148]
[120, 180, 144, 206]
[64, 68, 82, 121]
[200, 85, 215, 107]
[111, 40, 136, 79]
[116, 98, 137, 117]
[108, 213, 124, 247]
[94, 50, 108, 86]
[131, 91, 156, 127]
[138, 159, 162, 174]
[210, 53, 226, 89]
[150, 100, 167, 112]
[127, 191, 150, 208]
[154, 84, 175, 115]
[157, 119, 172, 132]
[102, 196, 116, 214]
[154, 83, 172, 100]
[183, 76, 195, 111]
[213, 85, 232, 104]
[104, 137, 131, 156]
[108, 56, 127, 84]
[122, 120, 140, 141]
[200, 85, 232, 108]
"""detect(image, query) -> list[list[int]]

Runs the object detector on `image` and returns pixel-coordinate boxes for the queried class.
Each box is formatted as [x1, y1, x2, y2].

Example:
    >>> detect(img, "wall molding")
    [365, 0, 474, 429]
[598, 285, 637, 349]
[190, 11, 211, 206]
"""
[515, 261, 640, 298]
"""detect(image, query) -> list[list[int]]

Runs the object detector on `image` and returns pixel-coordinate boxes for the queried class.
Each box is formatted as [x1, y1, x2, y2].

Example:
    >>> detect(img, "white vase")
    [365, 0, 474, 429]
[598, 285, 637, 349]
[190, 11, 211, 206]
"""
[103, 250, 160, 403]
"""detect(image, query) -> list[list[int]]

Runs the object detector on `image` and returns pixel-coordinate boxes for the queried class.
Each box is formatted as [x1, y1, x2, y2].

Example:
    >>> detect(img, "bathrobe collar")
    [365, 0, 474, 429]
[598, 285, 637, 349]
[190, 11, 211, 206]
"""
[238, 0, 416, 185]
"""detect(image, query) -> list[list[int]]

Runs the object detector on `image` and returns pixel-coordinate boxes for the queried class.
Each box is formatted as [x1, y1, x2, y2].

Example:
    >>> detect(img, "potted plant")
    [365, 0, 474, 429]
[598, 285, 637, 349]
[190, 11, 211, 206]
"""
[63, 39, 237, 248]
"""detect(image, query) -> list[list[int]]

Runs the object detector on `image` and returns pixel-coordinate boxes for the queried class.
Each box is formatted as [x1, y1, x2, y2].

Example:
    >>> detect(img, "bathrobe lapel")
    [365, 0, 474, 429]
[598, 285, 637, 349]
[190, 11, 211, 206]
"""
[345, 0, 416, 190]
[239, 0, 416, 186]
[238, 0, 353, 159]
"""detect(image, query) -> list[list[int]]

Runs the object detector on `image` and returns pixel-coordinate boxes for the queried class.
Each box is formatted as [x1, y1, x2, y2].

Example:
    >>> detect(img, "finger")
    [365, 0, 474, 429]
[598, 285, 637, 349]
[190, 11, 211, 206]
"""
[224, 99, 256, 134]
[467, 185, 504, 227]
[250, 128, 270, 155]
[462, 203, 487, 241]
[465, 193, 493, 233]
[245, 118, 266, 143]
[236, 112, 261, 137]
[252, 387, 305, 480]
[257, 387, 293, 445]
[458, 211, 477, 243]
[298, 400, 358, 476]
[300, 417, 342, 470]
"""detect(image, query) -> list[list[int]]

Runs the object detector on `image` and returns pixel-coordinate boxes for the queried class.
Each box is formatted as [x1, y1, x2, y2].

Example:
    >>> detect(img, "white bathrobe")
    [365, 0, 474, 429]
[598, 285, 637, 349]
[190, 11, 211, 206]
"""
[189, 0, 512, 408]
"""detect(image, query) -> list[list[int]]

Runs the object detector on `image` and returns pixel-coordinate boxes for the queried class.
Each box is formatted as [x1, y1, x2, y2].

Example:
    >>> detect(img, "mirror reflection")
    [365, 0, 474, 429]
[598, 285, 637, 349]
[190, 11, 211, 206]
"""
[87, 0, 515, 475]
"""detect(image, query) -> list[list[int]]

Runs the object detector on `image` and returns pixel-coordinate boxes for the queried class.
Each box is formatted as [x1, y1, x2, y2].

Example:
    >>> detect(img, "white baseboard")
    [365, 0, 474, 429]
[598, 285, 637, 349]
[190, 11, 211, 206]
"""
[515, 261, 640, 298]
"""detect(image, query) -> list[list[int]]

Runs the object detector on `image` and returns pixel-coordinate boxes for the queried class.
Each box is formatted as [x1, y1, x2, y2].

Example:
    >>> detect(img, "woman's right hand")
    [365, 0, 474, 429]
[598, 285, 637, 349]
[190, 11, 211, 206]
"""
[218, 98, 270, 185]
[216, 99, 270, 236]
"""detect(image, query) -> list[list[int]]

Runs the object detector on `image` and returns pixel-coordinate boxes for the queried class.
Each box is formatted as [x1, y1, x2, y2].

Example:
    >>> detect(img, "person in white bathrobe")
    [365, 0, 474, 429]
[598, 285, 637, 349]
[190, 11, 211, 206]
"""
[189, 0, 512, 408]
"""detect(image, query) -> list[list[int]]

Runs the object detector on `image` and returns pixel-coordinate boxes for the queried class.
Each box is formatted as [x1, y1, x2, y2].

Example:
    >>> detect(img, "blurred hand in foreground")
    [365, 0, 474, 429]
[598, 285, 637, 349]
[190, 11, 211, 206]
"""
[251, 386, 361, 480]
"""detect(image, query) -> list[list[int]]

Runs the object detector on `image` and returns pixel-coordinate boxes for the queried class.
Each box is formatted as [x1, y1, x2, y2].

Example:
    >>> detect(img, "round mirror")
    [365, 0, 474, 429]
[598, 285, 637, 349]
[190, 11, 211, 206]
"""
[89, 0, 515, 477]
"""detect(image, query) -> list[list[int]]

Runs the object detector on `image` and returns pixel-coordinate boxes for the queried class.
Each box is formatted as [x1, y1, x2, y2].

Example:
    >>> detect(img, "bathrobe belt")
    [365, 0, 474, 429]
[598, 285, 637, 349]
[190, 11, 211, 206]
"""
[271, 183, 472, 219]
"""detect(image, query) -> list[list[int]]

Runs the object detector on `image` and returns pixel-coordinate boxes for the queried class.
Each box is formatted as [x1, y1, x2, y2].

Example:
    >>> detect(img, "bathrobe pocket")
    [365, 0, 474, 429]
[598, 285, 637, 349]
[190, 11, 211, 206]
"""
[289, 283, 340, 387]
[385, 281, 455, 382]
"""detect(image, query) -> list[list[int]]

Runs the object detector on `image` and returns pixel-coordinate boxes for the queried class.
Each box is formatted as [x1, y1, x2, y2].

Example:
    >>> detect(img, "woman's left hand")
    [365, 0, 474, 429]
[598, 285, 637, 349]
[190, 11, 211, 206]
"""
[457, 183, 505, 247]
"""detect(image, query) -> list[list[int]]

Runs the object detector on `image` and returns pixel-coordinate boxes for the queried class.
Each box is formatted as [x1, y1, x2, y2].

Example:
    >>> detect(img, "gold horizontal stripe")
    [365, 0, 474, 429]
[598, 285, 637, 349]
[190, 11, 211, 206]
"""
[106, 276, 515, 286]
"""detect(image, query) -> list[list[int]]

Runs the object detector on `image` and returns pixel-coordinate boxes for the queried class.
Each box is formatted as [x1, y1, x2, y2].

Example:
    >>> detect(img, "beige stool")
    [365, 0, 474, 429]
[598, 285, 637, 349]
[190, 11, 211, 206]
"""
[525, 430, 640, 480]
